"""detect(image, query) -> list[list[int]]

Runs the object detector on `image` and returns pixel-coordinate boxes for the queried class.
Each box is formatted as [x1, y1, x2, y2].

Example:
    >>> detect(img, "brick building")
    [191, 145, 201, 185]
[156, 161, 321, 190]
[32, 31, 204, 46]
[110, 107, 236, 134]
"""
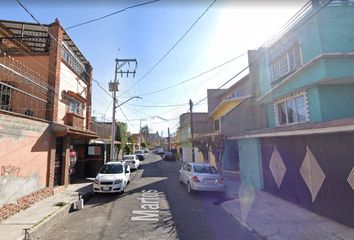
[0, 19, 98, 220]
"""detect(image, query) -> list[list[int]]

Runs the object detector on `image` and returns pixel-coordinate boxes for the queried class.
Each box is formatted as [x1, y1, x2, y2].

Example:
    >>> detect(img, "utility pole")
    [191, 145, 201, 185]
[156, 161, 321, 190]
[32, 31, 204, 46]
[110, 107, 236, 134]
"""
[189, 99, 195, 162]
[109, 58, 137, 162]
[167, 127, 171, 151]
[139, 119, 142, 150]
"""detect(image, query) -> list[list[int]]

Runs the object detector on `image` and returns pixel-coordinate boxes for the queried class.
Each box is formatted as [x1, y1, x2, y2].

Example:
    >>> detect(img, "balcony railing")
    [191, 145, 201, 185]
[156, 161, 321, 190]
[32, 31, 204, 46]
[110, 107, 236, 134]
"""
[65, 112, 84, 129]
[61, 45, 88, 82]
[0, 50, 51, 120]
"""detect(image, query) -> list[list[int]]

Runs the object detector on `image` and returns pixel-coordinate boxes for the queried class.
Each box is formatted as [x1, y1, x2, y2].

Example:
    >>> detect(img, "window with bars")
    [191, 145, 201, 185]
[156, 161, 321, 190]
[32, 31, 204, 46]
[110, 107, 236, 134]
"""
[0, 83, 12, 111]
[276, 94, 308, 126]
[270, 41, 302, 82]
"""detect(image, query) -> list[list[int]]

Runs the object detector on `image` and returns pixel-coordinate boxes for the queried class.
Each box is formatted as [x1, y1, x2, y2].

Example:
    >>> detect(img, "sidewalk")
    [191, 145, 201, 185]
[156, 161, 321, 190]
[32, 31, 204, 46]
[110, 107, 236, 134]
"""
[0, 179, 94, 240]
[222, 174, 354, 240]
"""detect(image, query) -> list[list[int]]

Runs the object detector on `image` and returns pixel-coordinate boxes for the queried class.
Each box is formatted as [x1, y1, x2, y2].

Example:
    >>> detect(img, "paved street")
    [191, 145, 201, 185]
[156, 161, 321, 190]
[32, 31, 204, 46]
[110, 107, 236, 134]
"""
[40, 153, 262, 240]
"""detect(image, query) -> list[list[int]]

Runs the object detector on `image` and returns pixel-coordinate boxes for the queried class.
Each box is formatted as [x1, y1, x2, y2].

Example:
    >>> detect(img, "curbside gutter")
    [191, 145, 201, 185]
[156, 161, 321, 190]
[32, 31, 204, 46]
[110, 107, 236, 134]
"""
[26, 190, 95, 240]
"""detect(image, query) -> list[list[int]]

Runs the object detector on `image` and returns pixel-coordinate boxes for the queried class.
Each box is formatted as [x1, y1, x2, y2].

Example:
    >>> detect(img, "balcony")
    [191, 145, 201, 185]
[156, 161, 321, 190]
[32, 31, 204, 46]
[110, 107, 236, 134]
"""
[65, 112, 84, 129]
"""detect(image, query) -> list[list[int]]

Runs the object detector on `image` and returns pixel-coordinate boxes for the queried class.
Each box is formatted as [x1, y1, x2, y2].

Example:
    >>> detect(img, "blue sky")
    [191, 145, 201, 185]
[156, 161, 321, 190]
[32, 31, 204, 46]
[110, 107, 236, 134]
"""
[1, 0, 306, 136]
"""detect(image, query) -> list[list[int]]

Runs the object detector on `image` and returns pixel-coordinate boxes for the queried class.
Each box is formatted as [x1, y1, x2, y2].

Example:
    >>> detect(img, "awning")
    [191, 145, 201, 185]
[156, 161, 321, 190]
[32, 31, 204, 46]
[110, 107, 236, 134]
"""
[227, 117, 354, 140]
[52, 123, 99, 139]
[65, 90, 88, 103]
[209, 95, 252, 120]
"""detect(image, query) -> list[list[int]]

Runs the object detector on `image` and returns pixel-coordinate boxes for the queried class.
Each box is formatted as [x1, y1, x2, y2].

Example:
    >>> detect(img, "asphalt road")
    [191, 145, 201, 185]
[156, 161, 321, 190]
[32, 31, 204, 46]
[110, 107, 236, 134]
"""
[40, 153, 262, 240]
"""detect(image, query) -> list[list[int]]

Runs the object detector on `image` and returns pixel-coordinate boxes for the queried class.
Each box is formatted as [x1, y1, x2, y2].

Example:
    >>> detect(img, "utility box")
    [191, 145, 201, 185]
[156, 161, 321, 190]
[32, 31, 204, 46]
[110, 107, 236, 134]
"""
[109, 82, 119, 92]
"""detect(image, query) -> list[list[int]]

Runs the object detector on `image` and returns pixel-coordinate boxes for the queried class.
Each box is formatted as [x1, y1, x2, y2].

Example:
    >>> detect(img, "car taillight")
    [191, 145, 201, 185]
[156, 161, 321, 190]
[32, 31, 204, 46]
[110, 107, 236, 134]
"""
[219, 177, 224, 184]
[191, 176, 200, 182]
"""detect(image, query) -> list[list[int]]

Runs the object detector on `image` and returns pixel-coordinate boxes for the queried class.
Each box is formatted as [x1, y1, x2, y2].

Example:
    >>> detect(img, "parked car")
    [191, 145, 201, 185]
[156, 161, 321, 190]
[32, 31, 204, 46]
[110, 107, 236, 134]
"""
[163, 151, 176, 161]
[156, 146, 164, 154]
[178, 162, 225, 193]
[123, 155, 140, 170]
[134, 150, 145, 160]
[93, 161, 130, 193]
[144, 148, 149, 153]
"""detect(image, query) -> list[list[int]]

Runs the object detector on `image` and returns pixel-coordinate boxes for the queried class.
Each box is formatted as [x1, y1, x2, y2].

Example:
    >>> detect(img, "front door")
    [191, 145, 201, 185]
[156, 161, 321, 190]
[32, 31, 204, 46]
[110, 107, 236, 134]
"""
[54, 137, 64, 186]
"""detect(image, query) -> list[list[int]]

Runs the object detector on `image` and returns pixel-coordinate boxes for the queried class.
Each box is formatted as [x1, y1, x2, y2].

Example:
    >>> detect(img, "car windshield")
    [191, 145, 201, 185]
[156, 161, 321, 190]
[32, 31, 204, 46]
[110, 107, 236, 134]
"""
[99, 164, 123, 174]
[135, 151, 143, 154]
[193, 165, 218, 174]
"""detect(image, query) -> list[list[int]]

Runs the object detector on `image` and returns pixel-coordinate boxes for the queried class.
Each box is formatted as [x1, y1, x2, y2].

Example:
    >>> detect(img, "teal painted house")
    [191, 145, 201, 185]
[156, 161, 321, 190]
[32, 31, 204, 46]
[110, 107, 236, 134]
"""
[233, 0, 354, 227]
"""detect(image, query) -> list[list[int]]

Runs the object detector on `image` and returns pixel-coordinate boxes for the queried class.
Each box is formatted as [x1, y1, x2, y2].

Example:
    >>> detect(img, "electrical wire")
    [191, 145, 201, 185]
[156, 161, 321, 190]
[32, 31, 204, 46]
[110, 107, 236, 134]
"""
[65, 0, 160, 30]
[122, 0, 217, 96]
[138, 52, 247, 97]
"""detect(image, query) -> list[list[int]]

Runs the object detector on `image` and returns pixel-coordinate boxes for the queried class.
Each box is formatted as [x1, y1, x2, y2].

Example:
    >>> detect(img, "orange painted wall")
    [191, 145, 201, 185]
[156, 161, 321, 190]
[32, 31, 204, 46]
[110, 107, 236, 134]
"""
[0, 114, 50, 206]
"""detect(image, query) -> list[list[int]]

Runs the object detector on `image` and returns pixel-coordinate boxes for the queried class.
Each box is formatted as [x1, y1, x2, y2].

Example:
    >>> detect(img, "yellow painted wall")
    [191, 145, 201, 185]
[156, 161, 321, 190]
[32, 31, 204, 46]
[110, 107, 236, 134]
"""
[209, 152, 216, 167]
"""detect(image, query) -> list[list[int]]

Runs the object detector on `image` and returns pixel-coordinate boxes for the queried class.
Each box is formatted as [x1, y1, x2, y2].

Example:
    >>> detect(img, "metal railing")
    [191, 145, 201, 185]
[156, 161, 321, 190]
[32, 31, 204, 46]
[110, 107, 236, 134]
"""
[0, 51, 51, 120]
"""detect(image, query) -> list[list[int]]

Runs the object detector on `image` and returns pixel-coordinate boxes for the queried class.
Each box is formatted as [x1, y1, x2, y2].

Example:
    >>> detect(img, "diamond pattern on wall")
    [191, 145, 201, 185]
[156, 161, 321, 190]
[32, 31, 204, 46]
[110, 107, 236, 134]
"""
[300, 146, 326, 202]
[269, 146, 287, 189]
[348, 167, 354, 190]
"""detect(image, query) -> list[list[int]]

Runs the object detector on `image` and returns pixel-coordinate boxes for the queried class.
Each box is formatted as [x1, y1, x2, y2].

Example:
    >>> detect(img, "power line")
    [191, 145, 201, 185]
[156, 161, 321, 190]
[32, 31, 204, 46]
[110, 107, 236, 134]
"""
[126, 102, 188, 108]
[138, 52, 247, 97]
[122, 0, 217, 96]
[118, 105, 137, 130]
[16, 0, 114, 103]
[192, 0, 334, 107]
[65, 0, 160, 30]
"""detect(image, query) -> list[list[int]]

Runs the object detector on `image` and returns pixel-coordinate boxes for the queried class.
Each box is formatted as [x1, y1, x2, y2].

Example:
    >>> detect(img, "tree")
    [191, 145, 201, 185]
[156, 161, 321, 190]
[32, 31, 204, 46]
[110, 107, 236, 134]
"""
[123, 144, 132, 155]
[141, 142, 147, 148]
[116, 122, 128, 157]
[191, 134, 226, 172]
[140, 125, 149, 143]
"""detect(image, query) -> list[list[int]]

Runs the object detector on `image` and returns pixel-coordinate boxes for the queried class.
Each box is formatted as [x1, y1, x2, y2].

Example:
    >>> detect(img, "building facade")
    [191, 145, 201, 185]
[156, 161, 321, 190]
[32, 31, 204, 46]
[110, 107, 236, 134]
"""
[224, 1, 354, 227]
[177, 112, 213, 163]
[0, 19, 98, 220]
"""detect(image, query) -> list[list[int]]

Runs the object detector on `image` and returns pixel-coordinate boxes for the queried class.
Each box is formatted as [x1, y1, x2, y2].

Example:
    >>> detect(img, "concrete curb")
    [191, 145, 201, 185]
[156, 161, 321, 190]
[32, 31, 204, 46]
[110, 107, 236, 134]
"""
[27, 191, 95, 240]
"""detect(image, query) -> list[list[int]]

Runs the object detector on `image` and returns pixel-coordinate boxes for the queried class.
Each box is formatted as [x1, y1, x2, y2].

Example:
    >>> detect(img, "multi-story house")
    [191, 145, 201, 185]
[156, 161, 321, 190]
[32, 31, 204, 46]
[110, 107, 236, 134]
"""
[227, 0, 354, 227]
[207, 74, 268, 173]
[146, 131, 161, 148]
[0, 19, 98, 220]
[177, 112, 213, 163]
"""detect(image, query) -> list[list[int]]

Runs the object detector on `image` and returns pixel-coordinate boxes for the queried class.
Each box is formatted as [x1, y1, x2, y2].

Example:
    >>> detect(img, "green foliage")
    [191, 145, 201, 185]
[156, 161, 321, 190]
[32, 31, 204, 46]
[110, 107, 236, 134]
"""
[141, 142, 147, 148]
[123, 144, 132, 155]
[191, 134, 226, 171]
[116, 122, 128, 154]
[141, 125, 149, 141]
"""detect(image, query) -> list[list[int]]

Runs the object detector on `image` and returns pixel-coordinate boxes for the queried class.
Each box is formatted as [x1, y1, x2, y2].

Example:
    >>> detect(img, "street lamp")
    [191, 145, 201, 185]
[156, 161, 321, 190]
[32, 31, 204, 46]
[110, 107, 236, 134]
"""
[110, 96, 142, 162]
[116, 96, 142, 108]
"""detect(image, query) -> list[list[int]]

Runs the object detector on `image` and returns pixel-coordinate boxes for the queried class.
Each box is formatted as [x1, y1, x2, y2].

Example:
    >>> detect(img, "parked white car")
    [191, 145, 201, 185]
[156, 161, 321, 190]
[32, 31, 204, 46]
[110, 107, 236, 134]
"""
[178, 162, 225, 193]
[123, 155, 140, 170]
[93, 161, 130, 193]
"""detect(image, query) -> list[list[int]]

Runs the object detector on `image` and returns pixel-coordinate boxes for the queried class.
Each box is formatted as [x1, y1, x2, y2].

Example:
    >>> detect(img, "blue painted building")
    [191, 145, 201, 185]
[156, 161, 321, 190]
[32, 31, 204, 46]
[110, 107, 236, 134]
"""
[228, 0, 354, 227]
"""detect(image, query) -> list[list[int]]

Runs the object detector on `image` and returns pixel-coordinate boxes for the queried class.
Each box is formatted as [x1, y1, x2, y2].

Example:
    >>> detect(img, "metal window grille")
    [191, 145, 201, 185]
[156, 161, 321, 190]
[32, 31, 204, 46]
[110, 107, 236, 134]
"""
[0, 52, 50, 120]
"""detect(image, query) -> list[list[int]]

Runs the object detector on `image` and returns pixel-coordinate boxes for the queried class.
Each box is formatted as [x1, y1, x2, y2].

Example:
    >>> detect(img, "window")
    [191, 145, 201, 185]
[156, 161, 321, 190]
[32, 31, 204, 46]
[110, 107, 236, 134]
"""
[193, 165, 218, 174]
[225, 90, 241, 100]
[276, 94, 307, 126]
[69, 100, 80, 115]
[0, 83, 12, 111]
[214, 119, 220, 131]
[270, 41, 302, 82]
[88, 146, 101, 156]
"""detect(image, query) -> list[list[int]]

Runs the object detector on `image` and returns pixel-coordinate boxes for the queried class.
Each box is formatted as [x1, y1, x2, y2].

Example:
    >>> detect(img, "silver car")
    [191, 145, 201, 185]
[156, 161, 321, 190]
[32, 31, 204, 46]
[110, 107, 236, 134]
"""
[178, 162, 225, 193]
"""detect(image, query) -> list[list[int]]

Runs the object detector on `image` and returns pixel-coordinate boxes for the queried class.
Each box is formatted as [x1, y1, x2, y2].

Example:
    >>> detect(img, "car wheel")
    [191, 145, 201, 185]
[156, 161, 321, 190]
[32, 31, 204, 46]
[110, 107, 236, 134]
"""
[187, 182, 193, 194]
